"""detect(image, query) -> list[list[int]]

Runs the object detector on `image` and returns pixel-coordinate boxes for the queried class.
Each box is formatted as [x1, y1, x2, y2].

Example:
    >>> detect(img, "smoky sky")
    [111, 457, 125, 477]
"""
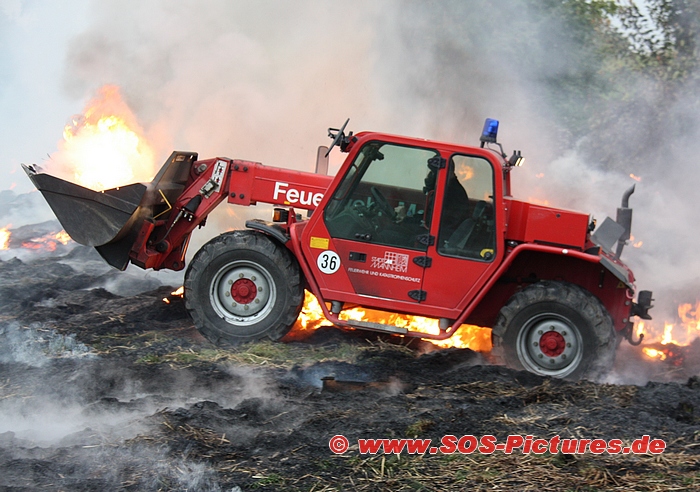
[1, 0, 698, 329]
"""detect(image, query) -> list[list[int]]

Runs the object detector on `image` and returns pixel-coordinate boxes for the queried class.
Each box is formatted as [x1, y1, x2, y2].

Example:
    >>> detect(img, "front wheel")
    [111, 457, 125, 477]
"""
[492, 281, 616, 380]
[184, 230, 304, 346]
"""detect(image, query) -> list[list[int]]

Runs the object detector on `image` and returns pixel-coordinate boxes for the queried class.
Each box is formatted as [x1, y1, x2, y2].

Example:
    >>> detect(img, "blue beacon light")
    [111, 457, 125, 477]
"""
[480, 118, 499, 147]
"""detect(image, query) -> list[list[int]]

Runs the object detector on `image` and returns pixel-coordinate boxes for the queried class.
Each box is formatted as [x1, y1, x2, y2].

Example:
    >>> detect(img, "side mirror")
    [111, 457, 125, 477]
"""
[315, 146, 329, 175]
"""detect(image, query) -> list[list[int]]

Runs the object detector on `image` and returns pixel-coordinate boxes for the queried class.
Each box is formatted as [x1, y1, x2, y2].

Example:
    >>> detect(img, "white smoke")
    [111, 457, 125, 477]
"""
[61, 1, 387, 169]
[365, 1, 700, 340]
[0, 321, 93, 367]
[53, 0, 700, 338]
[0, 321, 286, 446]
[3, 1, 699, 344]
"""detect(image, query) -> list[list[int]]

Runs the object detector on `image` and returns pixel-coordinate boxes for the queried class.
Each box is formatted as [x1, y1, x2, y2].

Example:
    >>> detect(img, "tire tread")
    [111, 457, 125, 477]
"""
[493, 280, 616, 380]
[184, 230, 304, 345]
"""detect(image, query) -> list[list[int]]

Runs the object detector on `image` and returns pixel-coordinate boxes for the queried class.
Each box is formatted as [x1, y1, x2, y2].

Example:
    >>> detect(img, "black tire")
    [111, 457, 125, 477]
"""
[184, 230, 304, 346]
[492, 281, 616, 380]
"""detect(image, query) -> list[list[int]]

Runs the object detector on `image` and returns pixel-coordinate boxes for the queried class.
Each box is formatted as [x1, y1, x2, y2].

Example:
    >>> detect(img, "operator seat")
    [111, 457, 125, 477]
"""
[424, 166, 471, 231]
[440, 171, 471, 231]
[443, 200, 489, 256]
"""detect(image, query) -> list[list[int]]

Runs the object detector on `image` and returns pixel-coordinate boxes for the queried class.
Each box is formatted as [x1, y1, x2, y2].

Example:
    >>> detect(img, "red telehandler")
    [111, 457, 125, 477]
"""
[24, 119, 653, 379]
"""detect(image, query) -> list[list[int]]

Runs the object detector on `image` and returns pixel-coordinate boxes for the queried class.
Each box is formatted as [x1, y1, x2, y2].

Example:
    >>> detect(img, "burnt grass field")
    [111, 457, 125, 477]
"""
[2, 245, 700, 491]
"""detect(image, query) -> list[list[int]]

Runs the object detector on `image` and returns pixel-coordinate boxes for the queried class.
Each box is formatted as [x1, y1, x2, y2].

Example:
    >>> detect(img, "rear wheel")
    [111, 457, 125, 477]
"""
[493, 281, 616, 380]
[184, 230, 304, 345]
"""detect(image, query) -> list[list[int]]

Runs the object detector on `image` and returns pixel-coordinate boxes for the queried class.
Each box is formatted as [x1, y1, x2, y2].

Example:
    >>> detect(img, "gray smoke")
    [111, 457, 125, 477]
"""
[0, 321, 93, 368]
[0, 190, 55, 229]
[52, 0, 699, 338]
[4, 1, 698, 342]
[372, 1, 700, 339]
[2, 10, 700, 490]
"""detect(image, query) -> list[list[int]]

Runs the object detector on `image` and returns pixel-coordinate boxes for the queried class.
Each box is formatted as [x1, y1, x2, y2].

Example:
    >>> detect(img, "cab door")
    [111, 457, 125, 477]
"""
[316, 141, 442, 302]
[421, 153, 503, 312]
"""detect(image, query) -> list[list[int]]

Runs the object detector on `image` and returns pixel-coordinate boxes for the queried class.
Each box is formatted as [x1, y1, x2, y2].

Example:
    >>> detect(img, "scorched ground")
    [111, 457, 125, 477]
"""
[1, 244, 700, 491]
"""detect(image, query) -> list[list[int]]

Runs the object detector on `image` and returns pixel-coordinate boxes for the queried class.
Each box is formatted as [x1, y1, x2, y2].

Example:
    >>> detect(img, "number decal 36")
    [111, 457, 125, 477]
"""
[317, 251, 341, 274]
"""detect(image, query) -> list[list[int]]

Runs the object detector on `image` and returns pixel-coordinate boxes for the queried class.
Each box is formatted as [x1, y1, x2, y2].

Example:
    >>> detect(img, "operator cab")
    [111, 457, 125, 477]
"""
[323, 139, 497, 261]
[304, 124, 505, 315]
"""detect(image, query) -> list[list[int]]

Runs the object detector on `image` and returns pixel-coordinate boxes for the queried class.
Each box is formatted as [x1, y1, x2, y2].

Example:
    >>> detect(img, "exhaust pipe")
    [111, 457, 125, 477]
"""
[614, 184, 635, 260]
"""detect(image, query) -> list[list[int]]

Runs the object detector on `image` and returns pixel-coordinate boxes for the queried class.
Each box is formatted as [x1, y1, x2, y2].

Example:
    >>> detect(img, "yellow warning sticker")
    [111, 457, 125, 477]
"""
[310, 236, 329, 250]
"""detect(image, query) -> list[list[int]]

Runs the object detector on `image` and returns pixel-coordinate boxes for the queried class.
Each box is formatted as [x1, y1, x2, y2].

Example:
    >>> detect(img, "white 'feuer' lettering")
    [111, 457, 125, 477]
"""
[273, 181, 324, 207]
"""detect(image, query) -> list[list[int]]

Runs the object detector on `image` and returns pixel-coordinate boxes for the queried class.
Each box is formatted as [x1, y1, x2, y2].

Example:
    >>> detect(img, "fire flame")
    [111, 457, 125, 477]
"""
[661, 322, 674, 345]
[642, 347, 666, 360]
[0, 226, 72, 252]
[629, 234, 643, 248]
[679, 302, 700, 332]
[162, 288, 492, 350]
[20, 230, 72, 252]
[638, 301, 700, 362]
[630, 173, 642, 182]
[0, 227, 10, 250]
[48, 85, 156, 191]
[163, 286, 185, 304]
[455, 164, 475, 182]
[289, 291, 492, 351]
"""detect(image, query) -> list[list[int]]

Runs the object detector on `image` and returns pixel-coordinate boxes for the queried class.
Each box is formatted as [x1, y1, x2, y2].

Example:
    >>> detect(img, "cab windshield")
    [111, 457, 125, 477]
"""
[324, 141, 439, 251]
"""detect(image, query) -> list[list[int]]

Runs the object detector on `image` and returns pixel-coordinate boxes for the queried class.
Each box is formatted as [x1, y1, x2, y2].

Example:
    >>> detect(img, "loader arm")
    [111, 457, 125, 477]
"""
[131, 157, 332, 271]
[25, 152, 332, 271]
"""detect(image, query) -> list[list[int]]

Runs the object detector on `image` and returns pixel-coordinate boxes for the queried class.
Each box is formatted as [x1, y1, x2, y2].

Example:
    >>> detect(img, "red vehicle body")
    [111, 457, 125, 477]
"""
[25, 120, 652, 379]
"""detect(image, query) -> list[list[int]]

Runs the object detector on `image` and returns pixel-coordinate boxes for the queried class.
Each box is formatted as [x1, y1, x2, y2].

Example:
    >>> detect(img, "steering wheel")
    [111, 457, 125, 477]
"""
[370, 186, 397, 221]
[325, 118, 350, 157]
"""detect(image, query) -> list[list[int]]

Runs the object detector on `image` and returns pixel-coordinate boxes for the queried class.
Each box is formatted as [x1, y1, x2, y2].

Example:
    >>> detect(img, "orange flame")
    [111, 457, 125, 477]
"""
[661, 322, 674, 345]
[679, 302, 700, 334]
[162, 288, 490, 351]
[163, 286, 185, 303]
[455, 164, 475, 182]
[20, 230, 72, 252]
[289, 291, 492, 351]
[636, 320, 645, 339]
[639, 300, 700, 361]
[48, 85, 156, 191]
[642, 347, 667, 360]
[630, 173, 642, 182]
[1, 226, 72, 252]
[55, 231, 71, 245]
[0, 226, 10, 250]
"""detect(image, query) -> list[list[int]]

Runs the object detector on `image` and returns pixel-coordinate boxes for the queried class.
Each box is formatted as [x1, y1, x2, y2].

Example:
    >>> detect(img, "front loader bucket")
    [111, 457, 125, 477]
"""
[23, 151, 198, 270]
[24, 169, 146, 247]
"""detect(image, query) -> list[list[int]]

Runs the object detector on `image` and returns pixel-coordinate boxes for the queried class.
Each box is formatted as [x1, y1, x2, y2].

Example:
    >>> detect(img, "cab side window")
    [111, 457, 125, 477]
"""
[437, 155, 496, 261]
